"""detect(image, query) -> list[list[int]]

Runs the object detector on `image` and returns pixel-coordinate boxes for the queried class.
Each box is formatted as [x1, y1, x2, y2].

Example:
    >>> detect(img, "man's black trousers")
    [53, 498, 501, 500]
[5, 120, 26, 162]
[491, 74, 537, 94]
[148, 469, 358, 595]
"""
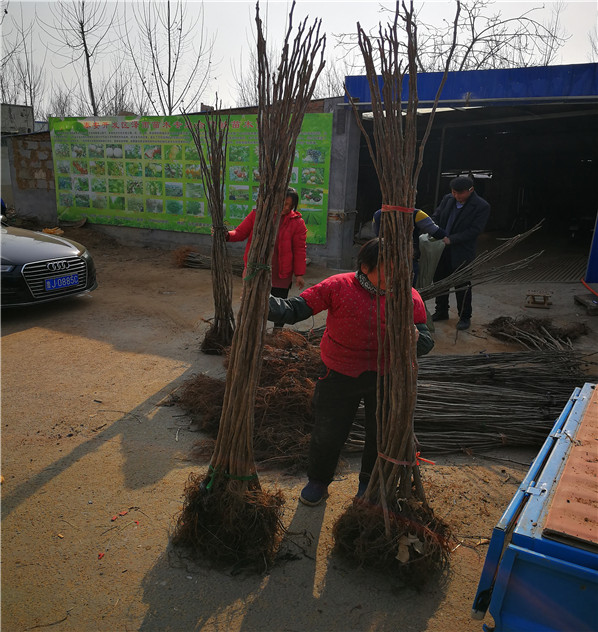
[433, 248, 473, 319]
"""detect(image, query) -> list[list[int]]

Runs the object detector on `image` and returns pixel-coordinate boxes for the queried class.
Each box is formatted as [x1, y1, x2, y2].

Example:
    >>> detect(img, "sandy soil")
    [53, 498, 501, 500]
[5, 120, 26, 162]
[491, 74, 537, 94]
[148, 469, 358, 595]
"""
[2, 226, 596, 632]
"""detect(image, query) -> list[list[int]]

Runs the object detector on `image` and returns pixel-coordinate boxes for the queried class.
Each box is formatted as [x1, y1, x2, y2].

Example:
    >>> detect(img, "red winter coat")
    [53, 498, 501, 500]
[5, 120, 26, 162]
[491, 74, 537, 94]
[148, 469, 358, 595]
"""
[301, 272, 426, 377]
[226, 209, 307, 280]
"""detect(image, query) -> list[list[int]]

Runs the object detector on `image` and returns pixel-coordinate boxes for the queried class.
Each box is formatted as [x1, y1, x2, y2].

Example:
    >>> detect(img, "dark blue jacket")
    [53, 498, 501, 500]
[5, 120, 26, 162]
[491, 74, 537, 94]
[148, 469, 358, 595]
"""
[432, 191, 490, 268]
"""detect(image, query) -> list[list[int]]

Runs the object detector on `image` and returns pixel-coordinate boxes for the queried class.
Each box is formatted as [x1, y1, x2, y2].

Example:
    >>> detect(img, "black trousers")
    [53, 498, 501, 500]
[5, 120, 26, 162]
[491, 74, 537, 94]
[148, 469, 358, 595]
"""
[308, 368, 380, 487]
[433, 249, 473, 319]
[270, 285, 291, 328]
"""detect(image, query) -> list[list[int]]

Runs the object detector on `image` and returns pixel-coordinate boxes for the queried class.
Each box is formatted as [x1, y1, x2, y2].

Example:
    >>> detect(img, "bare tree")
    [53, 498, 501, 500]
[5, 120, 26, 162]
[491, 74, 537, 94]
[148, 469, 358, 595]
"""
[42, 0, 119, 116]
[234, 39, 357, 105]
[312, 57, 357, 98]
[337, 0, 567, 72]
[0, 5, 45, 119]
[184, 104, 235, 354]
[0, 59, 21, 104]
[1, 1, 18, 65]
[1, 0, 9, 25]
[123, 0, 214, 116]
[589, 24, 598, 62]
[416, 0, 567, 71]
[333, 0, 459, 577]
[11, 6, 46, 117]
[1, 3, 22, 103]
[93, 56, 153, 116]
[42, 83, 78, 119]
[232, 41, 279, 107]
[173, 0, 325, 570]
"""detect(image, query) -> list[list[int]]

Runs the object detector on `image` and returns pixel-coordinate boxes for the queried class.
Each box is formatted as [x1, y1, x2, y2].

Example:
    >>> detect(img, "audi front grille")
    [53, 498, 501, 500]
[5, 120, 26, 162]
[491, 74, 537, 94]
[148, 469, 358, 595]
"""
[22, 257, 88, 299]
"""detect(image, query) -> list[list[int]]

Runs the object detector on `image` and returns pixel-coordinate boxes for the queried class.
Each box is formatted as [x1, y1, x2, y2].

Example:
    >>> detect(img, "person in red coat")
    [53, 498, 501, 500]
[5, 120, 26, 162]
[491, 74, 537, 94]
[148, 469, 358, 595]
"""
[226, 188, 307, 327]
[268, 238, 434, 506]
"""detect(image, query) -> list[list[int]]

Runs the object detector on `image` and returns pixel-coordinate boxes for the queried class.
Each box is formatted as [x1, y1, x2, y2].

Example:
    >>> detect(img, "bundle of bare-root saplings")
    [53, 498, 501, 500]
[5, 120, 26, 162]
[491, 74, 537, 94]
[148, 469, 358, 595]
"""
[171, 3, 326, 571]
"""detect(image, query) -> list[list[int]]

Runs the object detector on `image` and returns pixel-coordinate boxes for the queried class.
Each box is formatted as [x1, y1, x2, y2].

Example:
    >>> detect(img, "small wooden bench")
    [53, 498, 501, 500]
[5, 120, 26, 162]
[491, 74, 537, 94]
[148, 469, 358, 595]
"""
[525, 290, 553, 309]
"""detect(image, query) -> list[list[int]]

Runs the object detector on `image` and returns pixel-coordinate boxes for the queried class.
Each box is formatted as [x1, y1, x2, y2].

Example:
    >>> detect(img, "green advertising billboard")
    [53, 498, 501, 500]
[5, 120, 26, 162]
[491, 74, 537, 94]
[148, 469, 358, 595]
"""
[49, 113, 333, 244]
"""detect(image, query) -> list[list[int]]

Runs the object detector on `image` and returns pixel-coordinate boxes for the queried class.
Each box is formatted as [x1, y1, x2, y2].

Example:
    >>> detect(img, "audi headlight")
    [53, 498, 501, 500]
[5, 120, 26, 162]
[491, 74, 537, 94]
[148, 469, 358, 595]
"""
[1, 264, 14, 272]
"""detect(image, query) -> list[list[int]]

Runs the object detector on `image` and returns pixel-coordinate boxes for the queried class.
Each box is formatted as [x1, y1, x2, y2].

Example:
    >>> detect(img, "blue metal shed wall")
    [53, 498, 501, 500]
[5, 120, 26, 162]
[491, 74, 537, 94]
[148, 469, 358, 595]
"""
[345, 63, 598, 107]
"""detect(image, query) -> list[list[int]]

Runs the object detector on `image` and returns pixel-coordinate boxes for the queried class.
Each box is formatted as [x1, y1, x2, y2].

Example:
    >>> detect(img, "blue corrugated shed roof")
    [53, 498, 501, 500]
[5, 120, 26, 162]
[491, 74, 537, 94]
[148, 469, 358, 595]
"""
[344, 63, 598, 107]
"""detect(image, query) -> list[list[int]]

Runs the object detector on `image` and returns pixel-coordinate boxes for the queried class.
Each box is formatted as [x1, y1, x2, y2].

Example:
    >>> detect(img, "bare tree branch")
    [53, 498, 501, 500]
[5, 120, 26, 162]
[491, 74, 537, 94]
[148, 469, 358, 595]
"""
[123, 0, 214, 115]
[589, 23, 598, 62]
[40, 0, 120, 116]
[336, 0, 567, 73]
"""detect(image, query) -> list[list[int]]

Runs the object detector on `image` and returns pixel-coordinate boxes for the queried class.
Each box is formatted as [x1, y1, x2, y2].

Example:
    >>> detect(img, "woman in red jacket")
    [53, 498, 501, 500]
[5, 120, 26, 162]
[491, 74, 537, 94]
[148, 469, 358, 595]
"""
[268, 238, 433, 506]
[226, 188, 307, 327]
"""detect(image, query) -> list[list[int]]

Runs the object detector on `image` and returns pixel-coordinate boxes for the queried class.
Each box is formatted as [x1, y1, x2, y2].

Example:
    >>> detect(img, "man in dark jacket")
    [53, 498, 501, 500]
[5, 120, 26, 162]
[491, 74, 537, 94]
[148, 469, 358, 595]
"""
[431, 176, 490, 330]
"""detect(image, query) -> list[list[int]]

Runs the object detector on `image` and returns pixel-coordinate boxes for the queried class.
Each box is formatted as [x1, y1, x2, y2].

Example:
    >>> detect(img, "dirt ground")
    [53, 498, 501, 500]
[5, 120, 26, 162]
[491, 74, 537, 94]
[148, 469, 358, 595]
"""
[2, 226, 597, 632]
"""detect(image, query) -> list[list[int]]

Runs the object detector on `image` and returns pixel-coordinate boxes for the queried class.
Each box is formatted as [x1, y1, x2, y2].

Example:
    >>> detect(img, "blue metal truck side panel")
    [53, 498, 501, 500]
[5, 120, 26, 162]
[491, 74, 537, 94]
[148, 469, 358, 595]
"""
[472, 383, 598, 631]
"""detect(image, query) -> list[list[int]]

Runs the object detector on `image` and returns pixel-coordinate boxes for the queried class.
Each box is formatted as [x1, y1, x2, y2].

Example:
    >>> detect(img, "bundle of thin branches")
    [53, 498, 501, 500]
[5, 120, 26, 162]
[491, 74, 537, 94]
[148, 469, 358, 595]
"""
[173, 1, 326, 571]
[418, 223, 543, 302]
[183, 107, 235, 355]
[173, 246, 245, 276]
[332, 2, 460, 581]
[418, 350, 595, 391]
[486, 316, 589, 351]
[175, 334, 593, 466]
[349, 380, 581, 454]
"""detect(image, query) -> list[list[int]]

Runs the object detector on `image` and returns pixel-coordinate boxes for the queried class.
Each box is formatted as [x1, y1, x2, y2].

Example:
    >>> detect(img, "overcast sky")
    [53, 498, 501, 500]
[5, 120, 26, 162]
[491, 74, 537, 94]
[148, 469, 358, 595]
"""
[201, 0, 597, 105]
[7, 0, 598, 111]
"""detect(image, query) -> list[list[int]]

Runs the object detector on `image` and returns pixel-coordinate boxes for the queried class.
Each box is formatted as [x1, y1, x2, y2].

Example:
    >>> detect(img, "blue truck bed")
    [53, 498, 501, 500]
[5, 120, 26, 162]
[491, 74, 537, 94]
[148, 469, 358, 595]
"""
[472, 382, 598, 632]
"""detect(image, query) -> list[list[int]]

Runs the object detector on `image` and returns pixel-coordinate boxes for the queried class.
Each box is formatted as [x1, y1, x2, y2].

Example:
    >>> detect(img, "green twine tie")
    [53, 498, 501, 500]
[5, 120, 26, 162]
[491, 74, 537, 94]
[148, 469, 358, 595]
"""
[205, 464, 258, 490]
[243, 262, 271, 282]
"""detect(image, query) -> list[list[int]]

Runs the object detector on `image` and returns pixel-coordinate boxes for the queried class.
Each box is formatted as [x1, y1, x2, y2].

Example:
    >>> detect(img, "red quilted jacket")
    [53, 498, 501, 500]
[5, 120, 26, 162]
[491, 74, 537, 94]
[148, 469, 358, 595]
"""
[227, 209, 307, 279]
[301, 272, 426, 377]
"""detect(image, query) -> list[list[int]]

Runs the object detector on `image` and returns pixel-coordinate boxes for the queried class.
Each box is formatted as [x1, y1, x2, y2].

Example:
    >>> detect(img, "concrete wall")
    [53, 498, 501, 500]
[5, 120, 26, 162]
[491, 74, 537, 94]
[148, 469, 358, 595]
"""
[8, 132, 58, 224]
[1, 144, 14, 207]
[1, 104, 34, 134]
[304, 98, 361, 270]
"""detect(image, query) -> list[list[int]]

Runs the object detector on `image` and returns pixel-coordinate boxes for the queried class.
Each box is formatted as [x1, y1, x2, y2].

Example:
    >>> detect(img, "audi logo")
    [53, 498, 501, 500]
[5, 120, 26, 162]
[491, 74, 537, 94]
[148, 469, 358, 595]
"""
[47, 260, 69, 272]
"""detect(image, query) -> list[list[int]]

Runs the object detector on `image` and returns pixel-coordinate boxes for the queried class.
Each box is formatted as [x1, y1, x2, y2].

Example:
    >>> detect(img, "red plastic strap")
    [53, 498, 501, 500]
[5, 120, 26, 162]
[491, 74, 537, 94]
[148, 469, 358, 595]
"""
[580, 277, 598, 297]
[378, 451, 435, 467]
[381, 204, 413, 214]
[378, 452, 410, 466]
[416, 451, 436, 465]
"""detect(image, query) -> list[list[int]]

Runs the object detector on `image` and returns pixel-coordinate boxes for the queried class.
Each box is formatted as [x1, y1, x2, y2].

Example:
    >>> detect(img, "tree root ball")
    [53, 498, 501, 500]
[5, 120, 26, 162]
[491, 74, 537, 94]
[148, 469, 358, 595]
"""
[332, 498, 452, 587]
[200, 325, 232, 355]
[172, 471, 285, 571]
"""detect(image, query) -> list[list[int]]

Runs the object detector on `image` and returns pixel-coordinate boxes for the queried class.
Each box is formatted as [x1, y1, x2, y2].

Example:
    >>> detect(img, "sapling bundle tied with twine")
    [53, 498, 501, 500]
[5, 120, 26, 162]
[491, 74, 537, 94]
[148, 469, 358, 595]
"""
[332, 1, 460, 583]
[173, 0, 325, 570]
[183, 106, 235, 355]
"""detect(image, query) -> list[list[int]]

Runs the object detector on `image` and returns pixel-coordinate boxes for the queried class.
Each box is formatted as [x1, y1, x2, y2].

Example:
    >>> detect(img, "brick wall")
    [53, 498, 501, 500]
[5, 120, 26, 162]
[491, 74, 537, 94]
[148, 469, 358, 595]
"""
[12, 132, 54, 193]
[8, 131, 58, 224]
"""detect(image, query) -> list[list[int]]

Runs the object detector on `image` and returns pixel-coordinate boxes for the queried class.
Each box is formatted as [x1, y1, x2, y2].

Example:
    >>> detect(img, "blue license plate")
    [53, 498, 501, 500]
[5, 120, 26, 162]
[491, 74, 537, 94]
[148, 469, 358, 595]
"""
[45, 273, 79, 291]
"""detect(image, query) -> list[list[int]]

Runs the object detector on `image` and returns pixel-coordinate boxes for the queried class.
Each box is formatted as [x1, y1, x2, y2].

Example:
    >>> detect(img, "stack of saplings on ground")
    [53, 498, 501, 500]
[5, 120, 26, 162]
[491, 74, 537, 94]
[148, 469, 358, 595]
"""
[174, 330, 594, 467]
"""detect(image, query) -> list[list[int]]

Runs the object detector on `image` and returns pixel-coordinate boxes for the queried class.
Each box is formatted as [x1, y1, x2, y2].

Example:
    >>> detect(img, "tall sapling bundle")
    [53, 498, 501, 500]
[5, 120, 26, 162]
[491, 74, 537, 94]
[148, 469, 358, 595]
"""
[173, 0, 325, 569]
[184, 106, 235, 354]
[333, 1, 459, 583]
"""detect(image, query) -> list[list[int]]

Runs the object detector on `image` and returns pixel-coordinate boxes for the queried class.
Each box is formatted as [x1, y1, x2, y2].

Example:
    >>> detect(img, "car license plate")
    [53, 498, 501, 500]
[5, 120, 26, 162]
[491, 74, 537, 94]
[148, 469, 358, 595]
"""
[45, 274, 79, 291]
